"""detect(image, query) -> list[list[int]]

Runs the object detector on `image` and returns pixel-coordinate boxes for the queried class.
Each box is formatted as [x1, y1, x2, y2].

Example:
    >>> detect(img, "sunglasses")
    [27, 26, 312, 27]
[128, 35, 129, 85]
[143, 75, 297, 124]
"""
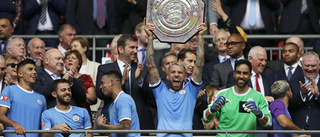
[8, 63, 18, 68]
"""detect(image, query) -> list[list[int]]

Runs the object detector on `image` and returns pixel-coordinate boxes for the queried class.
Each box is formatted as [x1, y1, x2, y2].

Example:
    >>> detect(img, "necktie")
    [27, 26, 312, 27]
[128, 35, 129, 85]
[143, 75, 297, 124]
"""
[0, 41, 5, 54]
[307, 91, 313, 101]
[255, 74, 261, 92]
[288, 67, 293, 80]
[301, 0, 308, 14]
[40, 0, 47, 25]
[141, 48, 146, 65]
[248, 0, 256, 27]
[223, 57, 228, 62]
[51, 74, 60, 80]
[123, 65, 131, 94]
[96, 0, 105, 29]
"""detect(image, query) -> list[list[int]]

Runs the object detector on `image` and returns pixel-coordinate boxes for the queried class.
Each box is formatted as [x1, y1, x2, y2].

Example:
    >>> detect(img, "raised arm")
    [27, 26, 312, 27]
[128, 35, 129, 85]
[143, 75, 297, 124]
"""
[192, 22, 207, 83]
[144, 24, 160, 84]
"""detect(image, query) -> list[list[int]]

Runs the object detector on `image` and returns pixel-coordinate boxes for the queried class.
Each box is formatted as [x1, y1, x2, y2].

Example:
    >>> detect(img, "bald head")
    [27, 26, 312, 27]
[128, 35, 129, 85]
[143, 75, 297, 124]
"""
[44, 48, 64, 74]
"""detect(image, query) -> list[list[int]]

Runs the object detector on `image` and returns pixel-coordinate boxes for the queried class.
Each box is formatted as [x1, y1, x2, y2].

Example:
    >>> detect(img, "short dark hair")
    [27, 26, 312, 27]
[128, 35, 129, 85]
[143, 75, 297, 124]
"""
[0, 18, 13, 28]
[17, 59, 35, 82]
[284, 42, 300, 52]
[51, 79, 70, 93]
[103, 71, 122, 83]
[64, 50, 83, 71]
[234, 59, 252, 73]
[162, 52, 177, 66]
[177, 48, 196, 61]
[117, 34, 137, 50]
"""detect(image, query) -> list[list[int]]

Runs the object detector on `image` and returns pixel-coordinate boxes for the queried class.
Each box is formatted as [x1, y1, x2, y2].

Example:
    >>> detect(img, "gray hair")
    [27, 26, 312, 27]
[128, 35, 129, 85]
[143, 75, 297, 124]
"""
[168, 61, 186, 72]
[162, 52, 177, 66]
[58, 24, 75, 36]
[271, 80, 290, 99]
[302, 51, 320, 65]
[27, 38, 45, 50]
[7, 38, 24, 49]
[212, 29, 230, 43]
[248, 46, 266, 59]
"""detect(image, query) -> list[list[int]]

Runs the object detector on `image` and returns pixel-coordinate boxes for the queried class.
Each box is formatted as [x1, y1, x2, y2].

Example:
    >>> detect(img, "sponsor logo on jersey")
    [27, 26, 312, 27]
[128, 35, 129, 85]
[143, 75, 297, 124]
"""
[37, 99, 42, 106]
[73, 115, 80, 122]
[0, 96, 8, 101]
[179, 89, 186, 95]
[42, 122, 45, 127]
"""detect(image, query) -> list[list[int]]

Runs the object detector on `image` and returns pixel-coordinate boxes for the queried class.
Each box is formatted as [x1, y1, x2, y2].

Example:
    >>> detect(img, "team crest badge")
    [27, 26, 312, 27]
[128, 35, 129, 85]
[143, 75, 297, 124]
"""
[179, 90, 186, 95]
[247, 98, 254, 102]
[73, 115, 80, 122]
[37, 99, 42, 106]
[0, 96, 8, 101]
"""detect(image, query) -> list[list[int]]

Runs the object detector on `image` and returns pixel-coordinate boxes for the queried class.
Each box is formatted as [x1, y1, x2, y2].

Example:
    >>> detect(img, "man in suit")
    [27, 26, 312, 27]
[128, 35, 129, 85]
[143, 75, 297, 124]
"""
[95, 34, 155, 131]
[33, 48, 86, 109]
[289, 51, 320, 135]
[27, 38, 46, 67]
[206, 0, 219, 35]
[202, 29, 230, 89]
[57, 24, 76, 56]
[0, 55, 6, 93]
[278, 0, 320, 35]
[227, 46, 272, 101]
[269, 43, 303, 85]
[223, 0, 280, 47]
[210, 33, 246, 89]
[65, 0, 120, 62]
[0, 18, 14, 54]
[135, 22, 148, 65]
[23, 0, 66, 47]
[6, 38, 26, 62]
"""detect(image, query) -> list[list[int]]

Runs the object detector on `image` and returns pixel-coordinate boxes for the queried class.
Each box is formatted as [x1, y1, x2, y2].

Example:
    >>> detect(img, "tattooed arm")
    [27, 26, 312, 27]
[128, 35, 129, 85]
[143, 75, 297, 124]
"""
[97, 114, 131, 131]
[144, 24, 160, 84]
[192, 21, 207, 83]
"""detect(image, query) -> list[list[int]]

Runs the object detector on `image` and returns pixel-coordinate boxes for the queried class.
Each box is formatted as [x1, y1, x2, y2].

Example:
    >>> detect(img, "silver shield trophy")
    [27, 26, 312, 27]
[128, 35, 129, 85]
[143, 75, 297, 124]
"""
[146, 0, 205, 43]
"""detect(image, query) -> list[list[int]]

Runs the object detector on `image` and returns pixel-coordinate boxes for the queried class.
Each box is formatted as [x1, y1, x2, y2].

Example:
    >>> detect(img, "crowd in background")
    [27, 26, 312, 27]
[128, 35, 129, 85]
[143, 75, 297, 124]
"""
[0, 0, 320, 137]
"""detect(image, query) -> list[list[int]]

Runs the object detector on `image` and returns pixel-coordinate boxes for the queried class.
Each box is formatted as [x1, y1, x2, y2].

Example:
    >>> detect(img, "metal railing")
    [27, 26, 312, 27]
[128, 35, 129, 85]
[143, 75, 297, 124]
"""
[1, 129, 319, 137]
[14, 34, 320, 62]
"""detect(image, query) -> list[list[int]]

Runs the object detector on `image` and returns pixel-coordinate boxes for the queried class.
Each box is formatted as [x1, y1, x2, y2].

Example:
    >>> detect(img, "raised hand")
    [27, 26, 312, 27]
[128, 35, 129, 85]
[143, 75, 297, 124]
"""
[144, 24, 155, 38]
[243, 101, 264, 119]
[122, 63, 131, 86]
[197, 89, 206, 104]
[310, 78, 319, 97]
[97, 114, 108, 129]
[210, 96, 227, 113]
[135, 63, 144, 82]
[198, 18, 207, 36]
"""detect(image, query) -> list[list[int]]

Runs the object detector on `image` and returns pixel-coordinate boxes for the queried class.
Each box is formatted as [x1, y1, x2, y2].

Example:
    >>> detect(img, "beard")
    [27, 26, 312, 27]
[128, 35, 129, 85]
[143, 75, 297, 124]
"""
[57, 94, 71, 105]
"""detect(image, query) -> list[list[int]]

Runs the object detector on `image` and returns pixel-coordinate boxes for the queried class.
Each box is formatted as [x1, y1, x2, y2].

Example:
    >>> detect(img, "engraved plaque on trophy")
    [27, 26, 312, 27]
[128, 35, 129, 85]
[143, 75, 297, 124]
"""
[146, 0, 205, 43]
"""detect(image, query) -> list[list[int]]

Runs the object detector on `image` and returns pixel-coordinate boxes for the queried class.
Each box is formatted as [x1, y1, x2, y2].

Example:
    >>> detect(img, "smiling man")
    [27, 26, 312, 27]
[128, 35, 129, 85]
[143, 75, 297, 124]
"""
[203, 60, 271, 137]
[0, 59, 47, 137]
[28, 38, 46, 66]
[289, 51, 320, 134]
[33, 48, 86, 109]
[41, 79, 92, 137]
[144, 21, 206, 137]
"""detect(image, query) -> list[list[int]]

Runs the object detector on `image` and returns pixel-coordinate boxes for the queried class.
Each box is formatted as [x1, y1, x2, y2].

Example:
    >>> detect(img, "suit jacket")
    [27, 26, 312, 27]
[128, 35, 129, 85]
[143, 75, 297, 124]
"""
[278, 0, 320, 33]
[33, 67, 87, 108]
[223, 0, 280, 33]
[202, 58, 220, 89]
[226, 71, 271, 96]
[95, 61, 156, 130]
[263, 59, 284, 76]
[269, 65, 303, 85]
[65, 0, 119, 35]
[23, 0, 66, 34]
[118, 0, 146, 34]
[85, 59, 100, 86]
[289, 76, 320, 132]
[210, 59, 233, 89]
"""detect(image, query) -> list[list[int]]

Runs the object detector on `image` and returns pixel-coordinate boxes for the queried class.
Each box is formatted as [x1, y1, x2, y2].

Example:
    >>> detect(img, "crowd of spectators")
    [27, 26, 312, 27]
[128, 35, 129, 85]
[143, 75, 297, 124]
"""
[0, 0, 319, 137]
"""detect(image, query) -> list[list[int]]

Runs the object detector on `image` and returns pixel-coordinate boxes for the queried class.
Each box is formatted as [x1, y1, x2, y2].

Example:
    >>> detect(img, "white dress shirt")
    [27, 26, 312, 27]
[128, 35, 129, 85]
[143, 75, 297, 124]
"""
[251, 71, 265, 96]
[240, 0, 265, 30]
[284, 61, 299, 78]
